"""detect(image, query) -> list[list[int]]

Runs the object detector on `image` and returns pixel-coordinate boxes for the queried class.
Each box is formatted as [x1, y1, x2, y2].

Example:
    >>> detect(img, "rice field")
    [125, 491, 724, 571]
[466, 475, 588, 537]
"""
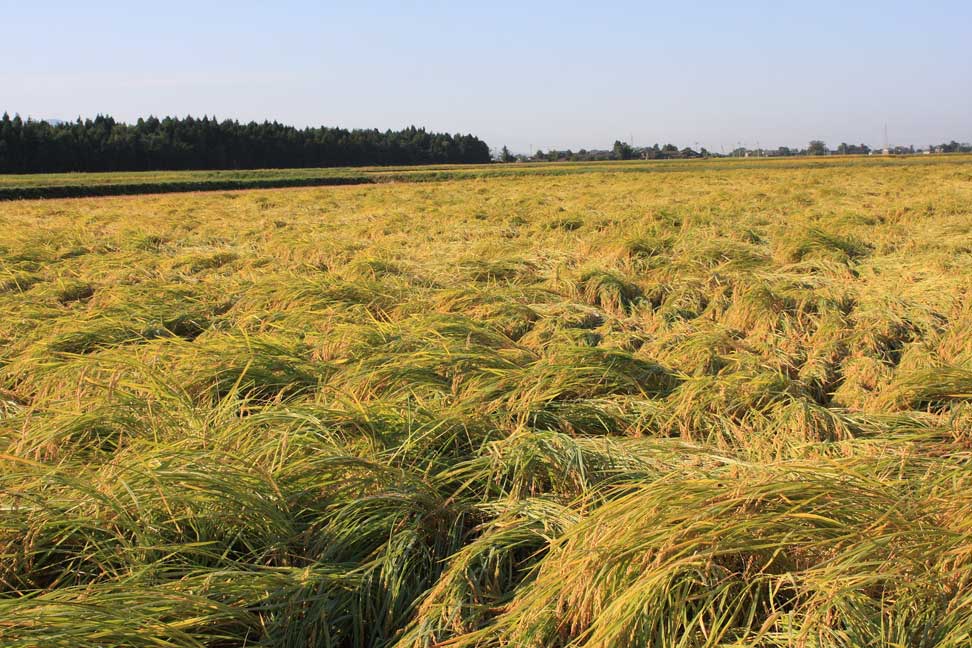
[3, 156, 972, 646]
[1, 154, 961, 200]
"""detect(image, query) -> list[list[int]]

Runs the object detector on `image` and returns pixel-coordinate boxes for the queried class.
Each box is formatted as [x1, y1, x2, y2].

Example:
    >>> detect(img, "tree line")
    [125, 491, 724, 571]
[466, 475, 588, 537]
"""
[498, 141, 707, 163]
[776, 140, 971, 157]
[498, 139, 972, 162]
[0, 114, 492, 173]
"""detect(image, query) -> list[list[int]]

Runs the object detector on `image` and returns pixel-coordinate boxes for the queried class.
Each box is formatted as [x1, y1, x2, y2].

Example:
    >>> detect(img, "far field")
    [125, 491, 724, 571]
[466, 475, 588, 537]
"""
[2, 154, 969, 199]
[3, 156, 972, 646]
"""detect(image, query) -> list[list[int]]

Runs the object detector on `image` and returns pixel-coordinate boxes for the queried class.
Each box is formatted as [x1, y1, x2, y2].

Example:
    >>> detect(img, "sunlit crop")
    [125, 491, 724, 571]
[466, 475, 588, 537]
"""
[2, 156, 972, 646]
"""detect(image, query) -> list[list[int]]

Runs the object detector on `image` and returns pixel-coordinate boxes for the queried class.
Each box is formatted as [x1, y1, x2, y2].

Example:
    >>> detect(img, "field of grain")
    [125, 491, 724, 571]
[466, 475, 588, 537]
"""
[1, 155, 958, 200]
[3, 157, 972, 646]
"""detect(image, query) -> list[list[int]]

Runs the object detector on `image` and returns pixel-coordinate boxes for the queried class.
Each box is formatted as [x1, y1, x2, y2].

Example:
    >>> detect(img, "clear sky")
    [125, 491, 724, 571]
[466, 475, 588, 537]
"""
[5, 0, 970, 153]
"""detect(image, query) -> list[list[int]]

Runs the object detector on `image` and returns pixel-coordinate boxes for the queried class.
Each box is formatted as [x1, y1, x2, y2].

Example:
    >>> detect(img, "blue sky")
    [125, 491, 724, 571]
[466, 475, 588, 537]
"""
[6, 1, 970, 152]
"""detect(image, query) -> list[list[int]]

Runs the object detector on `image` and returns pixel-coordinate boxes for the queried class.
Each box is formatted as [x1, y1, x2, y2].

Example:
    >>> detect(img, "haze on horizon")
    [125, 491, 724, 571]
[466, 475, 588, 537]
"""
[6, 0, 970, 154]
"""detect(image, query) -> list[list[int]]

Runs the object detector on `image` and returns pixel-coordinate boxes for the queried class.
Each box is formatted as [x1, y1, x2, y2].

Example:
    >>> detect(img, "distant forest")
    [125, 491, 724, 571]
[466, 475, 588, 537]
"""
[0, 114, 492, 173]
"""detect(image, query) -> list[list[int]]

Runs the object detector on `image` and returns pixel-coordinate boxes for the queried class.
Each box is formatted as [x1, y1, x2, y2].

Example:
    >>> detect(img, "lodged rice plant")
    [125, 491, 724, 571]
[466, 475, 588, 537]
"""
[2, 154, 972, 646]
